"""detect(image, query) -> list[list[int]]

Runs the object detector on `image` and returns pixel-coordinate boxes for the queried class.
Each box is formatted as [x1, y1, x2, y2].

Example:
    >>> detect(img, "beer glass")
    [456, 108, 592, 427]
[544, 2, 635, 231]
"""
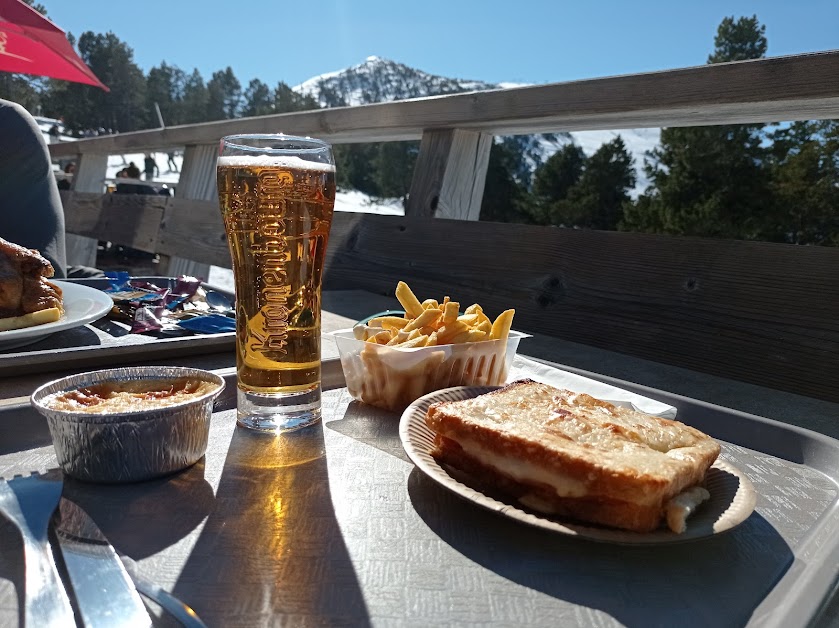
[217, 134, 336, 432]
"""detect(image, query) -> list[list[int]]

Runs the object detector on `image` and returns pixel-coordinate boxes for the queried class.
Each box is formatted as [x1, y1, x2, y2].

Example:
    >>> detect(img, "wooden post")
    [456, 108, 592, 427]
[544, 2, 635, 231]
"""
[159, 144, 218, 279]
[405, 129, 493, 220]
[65, 153, 108, 268]
[176, 144, 219, 201]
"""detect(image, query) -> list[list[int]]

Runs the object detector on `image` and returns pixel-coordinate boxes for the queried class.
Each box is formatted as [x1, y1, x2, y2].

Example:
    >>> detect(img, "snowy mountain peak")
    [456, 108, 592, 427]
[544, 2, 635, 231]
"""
[293, 56, 495, 108]
[292, 56, 657, 193]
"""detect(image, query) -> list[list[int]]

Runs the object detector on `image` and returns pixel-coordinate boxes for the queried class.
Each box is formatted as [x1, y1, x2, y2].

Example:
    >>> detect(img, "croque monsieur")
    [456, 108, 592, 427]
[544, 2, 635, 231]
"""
[0, 236, 63, 331]
[425, 380, 721, 533]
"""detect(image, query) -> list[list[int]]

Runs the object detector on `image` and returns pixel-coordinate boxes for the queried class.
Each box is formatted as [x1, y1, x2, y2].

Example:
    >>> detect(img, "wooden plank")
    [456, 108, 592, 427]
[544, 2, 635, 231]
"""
[175, 144, 218, 201]
[61, 192, 165, 253]
[61, 195, 228, 267]
[65, 153, 108, 267]
[64, 234, 98, 268]
[406, 129, 492, 220]
[49, 51, 839, 157]
[157, 198, 230, 271]
[62, 191, 112, 234]
[322, 214, 839, 403]
[71, 153, 108, 193]
[160, 144, 218, 278]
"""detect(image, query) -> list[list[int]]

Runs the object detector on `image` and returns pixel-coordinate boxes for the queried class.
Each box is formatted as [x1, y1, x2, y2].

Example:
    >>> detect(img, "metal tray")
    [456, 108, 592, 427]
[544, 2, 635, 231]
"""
[0, 277, 235, 378]
[0, 359, 837, 627]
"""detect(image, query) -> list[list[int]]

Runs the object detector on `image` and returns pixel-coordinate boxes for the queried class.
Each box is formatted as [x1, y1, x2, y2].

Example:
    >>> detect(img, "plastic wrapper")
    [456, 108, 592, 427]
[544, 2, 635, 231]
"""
[102, 273, 235, 336]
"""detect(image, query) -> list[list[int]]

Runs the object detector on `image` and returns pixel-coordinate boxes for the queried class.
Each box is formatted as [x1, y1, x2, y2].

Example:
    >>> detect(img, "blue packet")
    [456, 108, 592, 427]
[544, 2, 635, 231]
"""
[164, 294, 189, 311]
[104, 270, 132, 292]
[177, 314, 237, 334]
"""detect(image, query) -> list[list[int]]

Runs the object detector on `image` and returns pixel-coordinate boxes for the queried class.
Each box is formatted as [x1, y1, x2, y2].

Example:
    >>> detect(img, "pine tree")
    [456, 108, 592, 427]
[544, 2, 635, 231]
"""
[530, 143, 586, 224]
[534, 143, 586, 201]
[146, 62, 186, 127]
[479, 142, 533, 224]
[768, 120, 839, 244]
[180, 69, 208, 123]
[22, 0, 46, 12]
[0, 74, 43, 114]
[532, 138, 635, 229]
[563, 136, 635, 230]
[623, 16, 773, 239]
[707, 16, 767, 62]
[375, 141, 419, 200]
[273, 82, 318, 113]
[334, 143, 380, 195]
[207, 67, 241, 120]
[242, 79, 273, 117]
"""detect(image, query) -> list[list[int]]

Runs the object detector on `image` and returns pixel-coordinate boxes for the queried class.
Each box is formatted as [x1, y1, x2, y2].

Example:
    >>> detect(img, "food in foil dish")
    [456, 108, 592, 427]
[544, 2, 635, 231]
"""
[43, 377, 221, 414]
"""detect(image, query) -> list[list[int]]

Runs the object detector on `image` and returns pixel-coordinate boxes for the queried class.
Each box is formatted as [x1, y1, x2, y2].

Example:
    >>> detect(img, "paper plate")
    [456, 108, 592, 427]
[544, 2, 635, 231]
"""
[399, 385, 757, 544]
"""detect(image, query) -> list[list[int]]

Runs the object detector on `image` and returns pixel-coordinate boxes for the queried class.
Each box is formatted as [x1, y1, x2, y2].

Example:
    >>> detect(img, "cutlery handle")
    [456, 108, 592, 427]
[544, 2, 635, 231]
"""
[120, 556, 207, 628]
[22, 537, 75, 627]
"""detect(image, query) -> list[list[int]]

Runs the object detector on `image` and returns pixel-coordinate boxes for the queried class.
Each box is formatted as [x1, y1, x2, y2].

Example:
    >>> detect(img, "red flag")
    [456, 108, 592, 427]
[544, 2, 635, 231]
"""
[0, 0, 108, 91]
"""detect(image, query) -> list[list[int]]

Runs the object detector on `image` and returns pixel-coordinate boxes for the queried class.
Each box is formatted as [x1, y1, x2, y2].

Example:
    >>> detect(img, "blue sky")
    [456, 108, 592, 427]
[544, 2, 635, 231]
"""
[46, 1, 838, 88]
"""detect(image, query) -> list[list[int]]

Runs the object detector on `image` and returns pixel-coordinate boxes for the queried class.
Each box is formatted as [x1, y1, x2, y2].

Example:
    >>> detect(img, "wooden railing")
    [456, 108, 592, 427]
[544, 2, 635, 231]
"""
[49, 51, 839, 403]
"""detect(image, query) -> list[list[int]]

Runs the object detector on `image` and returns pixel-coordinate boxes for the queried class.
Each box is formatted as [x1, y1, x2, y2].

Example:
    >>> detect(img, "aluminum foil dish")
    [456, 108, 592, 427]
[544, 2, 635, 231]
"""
[31, 366, 225, 483]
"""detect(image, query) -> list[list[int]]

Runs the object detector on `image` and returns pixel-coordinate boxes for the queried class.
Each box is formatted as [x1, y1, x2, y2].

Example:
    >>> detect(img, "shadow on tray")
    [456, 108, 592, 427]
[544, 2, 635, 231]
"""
[407, 468, 792, 628]
[171, 425, 372, 627]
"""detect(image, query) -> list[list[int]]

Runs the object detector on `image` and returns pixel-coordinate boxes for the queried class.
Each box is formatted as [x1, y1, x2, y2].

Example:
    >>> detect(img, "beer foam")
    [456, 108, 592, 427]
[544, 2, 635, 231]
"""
[217, 155, 335, 172]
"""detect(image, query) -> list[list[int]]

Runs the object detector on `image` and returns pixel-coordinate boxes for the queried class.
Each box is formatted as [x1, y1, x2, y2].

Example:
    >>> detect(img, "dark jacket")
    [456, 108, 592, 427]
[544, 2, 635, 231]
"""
[0, 99, 67, 277]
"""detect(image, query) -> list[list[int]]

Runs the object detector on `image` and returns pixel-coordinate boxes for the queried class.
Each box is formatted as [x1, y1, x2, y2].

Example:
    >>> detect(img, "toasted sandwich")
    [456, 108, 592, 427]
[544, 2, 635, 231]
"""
[425, 379, 721, 533]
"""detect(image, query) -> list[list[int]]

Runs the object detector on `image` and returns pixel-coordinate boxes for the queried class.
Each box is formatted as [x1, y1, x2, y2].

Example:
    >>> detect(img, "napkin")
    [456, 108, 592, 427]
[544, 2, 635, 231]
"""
[508, 355, 677, 419]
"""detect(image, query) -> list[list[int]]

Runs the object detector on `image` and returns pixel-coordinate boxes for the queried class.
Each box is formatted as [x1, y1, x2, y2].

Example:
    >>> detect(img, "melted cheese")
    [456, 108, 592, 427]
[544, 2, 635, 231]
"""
[665, 486, 710, 533]
[458, 436, 591, 498]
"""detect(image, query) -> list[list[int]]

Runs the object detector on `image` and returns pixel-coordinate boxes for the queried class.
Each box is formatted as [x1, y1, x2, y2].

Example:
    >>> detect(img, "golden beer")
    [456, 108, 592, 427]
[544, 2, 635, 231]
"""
[217, 145, 335, 430]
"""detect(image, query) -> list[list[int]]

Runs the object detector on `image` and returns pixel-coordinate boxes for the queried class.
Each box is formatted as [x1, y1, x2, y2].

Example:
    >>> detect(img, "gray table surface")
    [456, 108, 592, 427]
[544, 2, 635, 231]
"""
[3, 290, 839, 443]
[1, 290, 838, 627]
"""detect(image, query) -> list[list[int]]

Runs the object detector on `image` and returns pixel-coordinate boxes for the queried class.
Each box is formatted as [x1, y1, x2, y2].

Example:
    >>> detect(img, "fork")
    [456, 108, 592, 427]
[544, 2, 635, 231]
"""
[0, 473, 75, 627]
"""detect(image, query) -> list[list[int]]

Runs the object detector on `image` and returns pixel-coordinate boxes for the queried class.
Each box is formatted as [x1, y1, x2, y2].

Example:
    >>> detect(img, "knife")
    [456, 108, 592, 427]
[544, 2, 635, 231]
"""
[53, 498, 153, 627]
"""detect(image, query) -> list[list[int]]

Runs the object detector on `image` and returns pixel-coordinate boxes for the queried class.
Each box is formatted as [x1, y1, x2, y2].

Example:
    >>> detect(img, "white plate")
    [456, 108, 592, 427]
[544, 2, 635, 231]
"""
[399, 385, 757, 545]
[0, 281, 113, 351]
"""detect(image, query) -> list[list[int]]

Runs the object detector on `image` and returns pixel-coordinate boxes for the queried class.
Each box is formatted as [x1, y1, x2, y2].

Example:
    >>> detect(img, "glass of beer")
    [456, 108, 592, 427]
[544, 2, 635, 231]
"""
[217, 134, 336, 432]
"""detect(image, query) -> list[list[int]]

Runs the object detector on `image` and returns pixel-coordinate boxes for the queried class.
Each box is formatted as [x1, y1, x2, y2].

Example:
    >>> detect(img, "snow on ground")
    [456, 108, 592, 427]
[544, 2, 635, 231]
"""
[106, 152, 181, 186]
[335, 189, 404, 215]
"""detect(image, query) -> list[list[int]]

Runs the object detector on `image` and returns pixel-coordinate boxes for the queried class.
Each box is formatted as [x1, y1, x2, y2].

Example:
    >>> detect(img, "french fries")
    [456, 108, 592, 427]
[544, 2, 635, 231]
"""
[357, 281, 515, 348]
[340, 281, 521, 411]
